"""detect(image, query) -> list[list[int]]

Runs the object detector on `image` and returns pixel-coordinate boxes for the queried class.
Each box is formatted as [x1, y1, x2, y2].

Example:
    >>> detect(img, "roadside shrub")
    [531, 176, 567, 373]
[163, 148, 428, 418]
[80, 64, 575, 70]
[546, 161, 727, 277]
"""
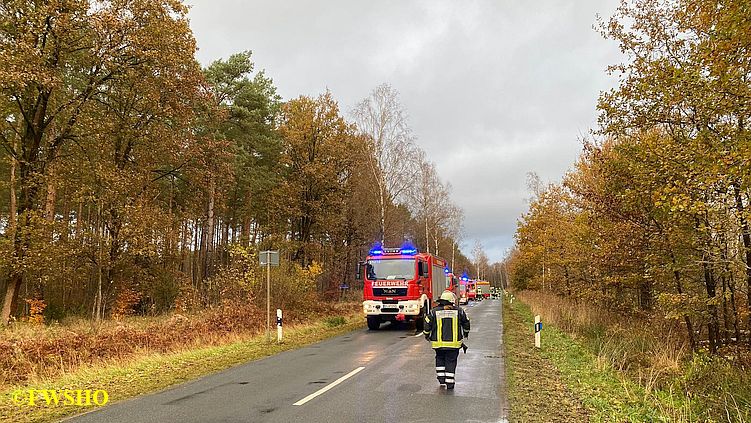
[24, 299, 46, 325]
[324, 316, 346, 327]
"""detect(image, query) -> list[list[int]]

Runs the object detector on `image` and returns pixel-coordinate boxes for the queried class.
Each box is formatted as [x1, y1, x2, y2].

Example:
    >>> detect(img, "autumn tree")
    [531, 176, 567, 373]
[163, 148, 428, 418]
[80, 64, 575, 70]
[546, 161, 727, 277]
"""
[351, 83, 421, 244]
[598, 0, 751, 350]
[0, 0, 204, 323]
[275, 92, 358, 266]
[510, 0, 751, 353]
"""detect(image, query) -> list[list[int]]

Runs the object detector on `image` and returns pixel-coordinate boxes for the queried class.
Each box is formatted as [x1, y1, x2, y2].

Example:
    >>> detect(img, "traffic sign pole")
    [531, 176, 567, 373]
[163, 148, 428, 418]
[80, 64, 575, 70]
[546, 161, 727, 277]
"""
[259, 250, 279, 343]
[267, 255, 270, 342]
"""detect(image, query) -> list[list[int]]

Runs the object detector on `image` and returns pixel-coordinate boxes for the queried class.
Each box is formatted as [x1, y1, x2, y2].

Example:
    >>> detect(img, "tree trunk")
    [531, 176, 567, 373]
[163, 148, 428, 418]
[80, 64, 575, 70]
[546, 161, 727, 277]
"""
[702, 255, 719, 354]
[202, 174, 216, 283]
[9, 138, 16, 236]
[671, 252, 695, 350]
[378, 179, 386, 245]
[732, 184, 751, 347]
[638, 280, 653, 311]
[221, 218, 229, 264]
[2, 140, 18, 324]
[60, 187, 70, 241]
[45, 173, 56, 222]
[424, 216, 429, 254]
[2, 158, 43, 323]
[75, 200, 83, 238]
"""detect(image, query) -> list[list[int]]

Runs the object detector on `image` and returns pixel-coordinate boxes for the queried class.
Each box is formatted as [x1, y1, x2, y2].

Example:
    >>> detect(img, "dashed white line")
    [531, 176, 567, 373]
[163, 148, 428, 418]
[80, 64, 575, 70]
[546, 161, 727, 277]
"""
[292, 366, 365, 406]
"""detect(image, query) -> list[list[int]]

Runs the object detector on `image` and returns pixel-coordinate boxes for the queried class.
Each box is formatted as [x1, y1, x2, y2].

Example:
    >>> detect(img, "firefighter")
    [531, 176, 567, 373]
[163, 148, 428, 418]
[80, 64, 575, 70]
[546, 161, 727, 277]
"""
[423, 290, 470, 389]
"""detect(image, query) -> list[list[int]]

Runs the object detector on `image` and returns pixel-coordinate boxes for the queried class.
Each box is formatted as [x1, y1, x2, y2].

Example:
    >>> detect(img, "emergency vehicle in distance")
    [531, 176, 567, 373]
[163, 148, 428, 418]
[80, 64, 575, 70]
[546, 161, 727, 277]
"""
[458, 275, 469, 304]
[466, 280, 477, 301]
[476, 280, 491, 299]
[357, 243, 456, 331]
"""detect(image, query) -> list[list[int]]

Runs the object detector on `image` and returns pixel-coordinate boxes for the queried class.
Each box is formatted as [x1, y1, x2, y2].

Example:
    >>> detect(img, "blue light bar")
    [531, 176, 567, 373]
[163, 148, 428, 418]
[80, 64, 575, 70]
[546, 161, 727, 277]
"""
[369, 242, 383, 256]
[400, 241, 418, 255]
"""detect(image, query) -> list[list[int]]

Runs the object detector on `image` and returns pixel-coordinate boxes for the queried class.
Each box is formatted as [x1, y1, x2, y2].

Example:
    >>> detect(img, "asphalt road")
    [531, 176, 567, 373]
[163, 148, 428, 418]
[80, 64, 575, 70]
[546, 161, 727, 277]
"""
[68, 299, 508, 423]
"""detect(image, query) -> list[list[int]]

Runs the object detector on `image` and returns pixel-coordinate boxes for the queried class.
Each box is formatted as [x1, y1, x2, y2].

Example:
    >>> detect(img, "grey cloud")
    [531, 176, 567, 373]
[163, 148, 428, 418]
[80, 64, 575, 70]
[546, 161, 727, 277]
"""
[187, 0, 623, 262]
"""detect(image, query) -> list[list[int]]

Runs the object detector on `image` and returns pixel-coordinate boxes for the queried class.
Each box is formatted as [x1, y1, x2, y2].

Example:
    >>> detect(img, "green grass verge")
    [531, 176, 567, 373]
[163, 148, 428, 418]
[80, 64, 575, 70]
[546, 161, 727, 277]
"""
[1, 314, 364, 423]
[504, 298, 589, 422]
[505, 298, 699, 422]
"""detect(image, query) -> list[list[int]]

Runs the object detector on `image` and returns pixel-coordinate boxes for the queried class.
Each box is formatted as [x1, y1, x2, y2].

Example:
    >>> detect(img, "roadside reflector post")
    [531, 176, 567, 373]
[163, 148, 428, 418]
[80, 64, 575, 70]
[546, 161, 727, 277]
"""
[277, 309, 283, 343]
[534, 315, 542, 349]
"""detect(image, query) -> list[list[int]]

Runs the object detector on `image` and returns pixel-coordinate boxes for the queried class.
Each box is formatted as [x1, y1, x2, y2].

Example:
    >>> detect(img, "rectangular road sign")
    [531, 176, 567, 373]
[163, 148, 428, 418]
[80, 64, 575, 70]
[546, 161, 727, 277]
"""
[260, 250, 280, 266]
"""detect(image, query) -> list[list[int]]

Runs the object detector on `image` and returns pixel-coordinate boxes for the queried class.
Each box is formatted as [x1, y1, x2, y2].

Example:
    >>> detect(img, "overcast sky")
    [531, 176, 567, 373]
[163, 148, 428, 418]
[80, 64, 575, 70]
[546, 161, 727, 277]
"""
[186, 0, 623, 263]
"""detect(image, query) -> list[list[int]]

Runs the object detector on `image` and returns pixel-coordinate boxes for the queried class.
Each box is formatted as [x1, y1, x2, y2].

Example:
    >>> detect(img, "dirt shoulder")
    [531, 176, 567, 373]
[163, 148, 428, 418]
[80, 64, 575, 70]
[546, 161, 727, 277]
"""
[503, 299, 589, 422]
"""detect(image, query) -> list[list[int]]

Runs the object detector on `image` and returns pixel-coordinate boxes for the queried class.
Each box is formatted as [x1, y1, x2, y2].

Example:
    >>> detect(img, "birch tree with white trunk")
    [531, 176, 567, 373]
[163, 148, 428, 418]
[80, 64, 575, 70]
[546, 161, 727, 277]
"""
[352, 84, 420, 244]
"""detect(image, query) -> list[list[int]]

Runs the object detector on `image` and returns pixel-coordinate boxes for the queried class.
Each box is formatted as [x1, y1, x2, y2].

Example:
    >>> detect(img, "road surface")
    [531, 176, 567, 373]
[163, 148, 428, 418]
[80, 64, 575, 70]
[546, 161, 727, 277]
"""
[68, 299, 507, 423]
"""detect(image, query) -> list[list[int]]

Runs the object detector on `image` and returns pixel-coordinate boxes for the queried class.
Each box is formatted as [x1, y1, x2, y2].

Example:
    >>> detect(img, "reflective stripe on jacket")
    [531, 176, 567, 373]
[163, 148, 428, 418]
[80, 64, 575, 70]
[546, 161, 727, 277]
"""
[423, 303, 470, 349]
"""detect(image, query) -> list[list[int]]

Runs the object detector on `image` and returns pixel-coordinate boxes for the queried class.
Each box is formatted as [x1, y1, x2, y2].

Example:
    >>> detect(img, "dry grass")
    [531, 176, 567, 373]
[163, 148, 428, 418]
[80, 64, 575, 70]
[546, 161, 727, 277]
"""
[517, 290, 686, 384]
[516, 290, 751, 422]
[1, 312, 365, 423]
[0, 299, 360, 390]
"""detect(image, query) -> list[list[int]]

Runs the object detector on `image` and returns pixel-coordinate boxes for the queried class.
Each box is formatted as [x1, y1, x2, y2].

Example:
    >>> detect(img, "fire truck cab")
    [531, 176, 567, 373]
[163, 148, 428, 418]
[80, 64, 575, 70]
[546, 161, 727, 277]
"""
[476, 280, 491, 299]
[467, 280, 477, 301]
[458, 274, 469, 304]
[357, 244, 451, 330]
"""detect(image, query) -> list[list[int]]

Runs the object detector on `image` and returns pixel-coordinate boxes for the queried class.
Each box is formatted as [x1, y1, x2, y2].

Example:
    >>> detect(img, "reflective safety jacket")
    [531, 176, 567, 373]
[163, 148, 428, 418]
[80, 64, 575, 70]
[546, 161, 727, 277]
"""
[423, 303, 470, 349]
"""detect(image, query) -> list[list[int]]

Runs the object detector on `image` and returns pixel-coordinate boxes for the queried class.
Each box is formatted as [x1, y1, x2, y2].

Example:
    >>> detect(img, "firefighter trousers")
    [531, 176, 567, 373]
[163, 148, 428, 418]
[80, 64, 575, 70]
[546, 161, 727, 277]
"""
[434, 348, 460, 386]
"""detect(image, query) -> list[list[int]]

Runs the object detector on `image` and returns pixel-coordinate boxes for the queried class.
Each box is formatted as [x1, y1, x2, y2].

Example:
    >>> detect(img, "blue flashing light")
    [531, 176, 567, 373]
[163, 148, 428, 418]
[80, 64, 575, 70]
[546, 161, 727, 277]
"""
[369, 242, 384, 256]
[461, 272, 469, 281]
[444, 267, 450, 274]
[400, 241, 418, 255]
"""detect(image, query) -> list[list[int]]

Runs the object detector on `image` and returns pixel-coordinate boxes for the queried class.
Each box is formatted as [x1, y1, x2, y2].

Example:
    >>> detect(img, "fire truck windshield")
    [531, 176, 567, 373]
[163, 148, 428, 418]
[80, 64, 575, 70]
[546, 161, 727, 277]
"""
[366, 259, 416, 280]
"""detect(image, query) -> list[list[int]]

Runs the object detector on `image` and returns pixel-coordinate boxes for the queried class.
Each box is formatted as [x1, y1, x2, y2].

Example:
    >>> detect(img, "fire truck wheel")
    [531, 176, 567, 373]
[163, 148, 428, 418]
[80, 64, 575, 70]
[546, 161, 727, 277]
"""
[367, 316, 381, 330]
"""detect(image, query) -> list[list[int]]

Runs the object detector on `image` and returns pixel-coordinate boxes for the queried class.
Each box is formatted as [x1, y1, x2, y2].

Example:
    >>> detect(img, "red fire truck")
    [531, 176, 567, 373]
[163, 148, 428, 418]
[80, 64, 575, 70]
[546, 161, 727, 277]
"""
[445, 272, 460, 303]
[357, 244, 453, 330]
[467, 280, 477, 301]
[476, 280, 491, 299]
[458, 275, 469, 304]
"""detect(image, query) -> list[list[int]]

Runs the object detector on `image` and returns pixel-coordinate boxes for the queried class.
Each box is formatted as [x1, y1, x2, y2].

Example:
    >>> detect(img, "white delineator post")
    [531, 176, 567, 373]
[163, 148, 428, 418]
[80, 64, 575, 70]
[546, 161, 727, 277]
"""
[534, 315, 542, 349]
[277, 308, 283, 342]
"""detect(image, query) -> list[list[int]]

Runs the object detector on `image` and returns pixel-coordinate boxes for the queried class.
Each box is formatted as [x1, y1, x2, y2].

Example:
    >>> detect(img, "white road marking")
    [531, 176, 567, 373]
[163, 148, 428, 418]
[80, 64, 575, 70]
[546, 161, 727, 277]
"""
[292, 367, 365, 406]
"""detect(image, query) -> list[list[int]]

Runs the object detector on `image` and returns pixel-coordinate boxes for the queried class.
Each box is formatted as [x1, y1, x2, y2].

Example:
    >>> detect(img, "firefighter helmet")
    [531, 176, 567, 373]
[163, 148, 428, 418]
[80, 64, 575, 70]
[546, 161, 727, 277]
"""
[439, 291, 456, 303]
